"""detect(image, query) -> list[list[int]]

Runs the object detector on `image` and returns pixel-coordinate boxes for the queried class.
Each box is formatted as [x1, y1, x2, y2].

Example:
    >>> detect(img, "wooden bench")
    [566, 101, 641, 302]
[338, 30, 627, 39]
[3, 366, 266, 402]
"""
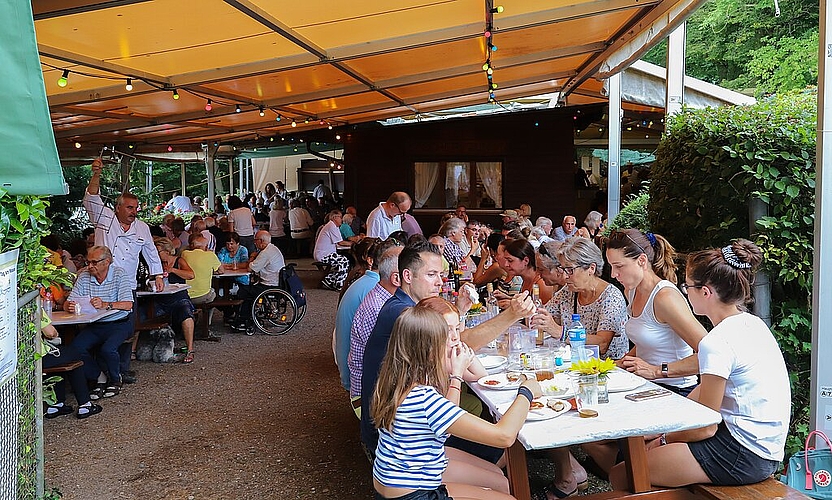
[690, 477, 810, 500]
[43, 360, 83, 375]
[194, 298, 243, 341]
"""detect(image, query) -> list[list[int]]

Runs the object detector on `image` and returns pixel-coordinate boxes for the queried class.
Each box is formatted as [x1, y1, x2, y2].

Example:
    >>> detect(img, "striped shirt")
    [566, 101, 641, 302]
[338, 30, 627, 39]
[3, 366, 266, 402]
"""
[67, 266, 133, 321]
[373, 386, 466, 489]
[348, 283, 393, 397]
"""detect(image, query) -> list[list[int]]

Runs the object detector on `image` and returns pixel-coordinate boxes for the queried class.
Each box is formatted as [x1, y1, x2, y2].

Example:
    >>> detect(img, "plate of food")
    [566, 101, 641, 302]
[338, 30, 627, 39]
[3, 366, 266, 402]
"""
[477, 372, 526, 390]
[497, 397, 572, 421]
[477, 354, 507, 370]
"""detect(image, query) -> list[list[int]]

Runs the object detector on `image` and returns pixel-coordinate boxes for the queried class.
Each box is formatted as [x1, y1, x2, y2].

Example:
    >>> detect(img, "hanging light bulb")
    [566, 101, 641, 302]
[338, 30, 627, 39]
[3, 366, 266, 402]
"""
[328, 124, 333, 130]
[482, 62, 490, 71]
[490, 5, 504, 13]
[484, 29, 492, 38]
[172, 89, 179, 100]
[291, 120, 297, 128]
[125, 78, 133, 91]
[304, 117, 310, 124]
[259, 107, 265, 117]
[275, 114, 282, 122]
[235, 105, 241, 113]
[167, 145, 173, 152]
[270, 136, 274, 142]
[204, 99, 212, 112]
[491, 45, 498, 52]
[491, 83, 498, 90]
[487, 67, 493, 75]
[74, 141, 81, 149]
[335, 134, 341, 140]
[57, 70, 69, 88]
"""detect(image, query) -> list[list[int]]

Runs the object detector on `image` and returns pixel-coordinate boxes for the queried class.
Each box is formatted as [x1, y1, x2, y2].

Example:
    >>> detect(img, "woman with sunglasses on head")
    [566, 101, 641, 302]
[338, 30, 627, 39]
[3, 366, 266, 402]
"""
[608, 239, 790, 489]
[372, 306, 541, 500]
[530, 236, 628, 499]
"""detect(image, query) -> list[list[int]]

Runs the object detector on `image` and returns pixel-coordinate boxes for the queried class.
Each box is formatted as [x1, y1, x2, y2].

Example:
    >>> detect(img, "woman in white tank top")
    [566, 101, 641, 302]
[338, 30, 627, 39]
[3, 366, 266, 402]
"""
[583, 229, 707, 475]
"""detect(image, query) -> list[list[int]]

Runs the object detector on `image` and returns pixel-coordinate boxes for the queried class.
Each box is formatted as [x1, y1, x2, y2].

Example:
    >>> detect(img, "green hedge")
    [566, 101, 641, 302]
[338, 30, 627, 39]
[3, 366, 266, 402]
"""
[649, 90, 816, 456]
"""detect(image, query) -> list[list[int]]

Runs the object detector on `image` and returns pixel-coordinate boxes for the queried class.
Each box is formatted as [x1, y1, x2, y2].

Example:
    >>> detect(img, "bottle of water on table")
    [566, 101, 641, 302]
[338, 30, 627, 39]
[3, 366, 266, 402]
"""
[568, 313, 587, 365]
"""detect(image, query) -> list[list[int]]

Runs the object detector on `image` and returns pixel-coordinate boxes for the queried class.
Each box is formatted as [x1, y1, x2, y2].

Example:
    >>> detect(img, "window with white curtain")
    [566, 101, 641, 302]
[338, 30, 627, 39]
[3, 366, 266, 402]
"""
[413, 161, 502, 208]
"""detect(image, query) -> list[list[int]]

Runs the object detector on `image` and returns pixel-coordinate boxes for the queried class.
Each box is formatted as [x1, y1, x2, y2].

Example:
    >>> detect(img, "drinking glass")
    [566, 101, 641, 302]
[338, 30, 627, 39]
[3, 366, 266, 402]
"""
[576, 373, 599, 411]
[532, 351, 555, 381]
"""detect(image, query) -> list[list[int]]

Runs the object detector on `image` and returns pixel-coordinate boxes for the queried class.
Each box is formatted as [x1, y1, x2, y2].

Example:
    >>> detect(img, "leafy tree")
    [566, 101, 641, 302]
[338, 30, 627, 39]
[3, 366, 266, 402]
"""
[642, 0, 818, 96]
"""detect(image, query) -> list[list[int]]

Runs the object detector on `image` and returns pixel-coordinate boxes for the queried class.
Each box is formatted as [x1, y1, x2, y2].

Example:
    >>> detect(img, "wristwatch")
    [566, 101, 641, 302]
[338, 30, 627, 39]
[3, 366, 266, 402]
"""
[106, 302, 113, 310]
[661, 362, 669, 378]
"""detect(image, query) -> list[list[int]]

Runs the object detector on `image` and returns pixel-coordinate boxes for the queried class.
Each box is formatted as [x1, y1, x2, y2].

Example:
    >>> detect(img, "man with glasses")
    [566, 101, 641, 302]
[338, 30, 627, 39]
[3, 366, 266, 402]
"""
[63, 246, 135, 398]
[365, 191, 412, 239]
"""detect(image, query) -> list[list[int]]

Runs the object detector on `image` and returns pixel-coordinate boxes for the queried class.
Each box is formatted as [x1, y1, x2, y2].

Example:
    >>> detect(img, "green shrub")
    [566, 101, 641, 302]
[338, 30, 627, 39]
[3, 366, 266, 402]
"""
[603, 192, 650, 235]
[649, 90, 816, 457]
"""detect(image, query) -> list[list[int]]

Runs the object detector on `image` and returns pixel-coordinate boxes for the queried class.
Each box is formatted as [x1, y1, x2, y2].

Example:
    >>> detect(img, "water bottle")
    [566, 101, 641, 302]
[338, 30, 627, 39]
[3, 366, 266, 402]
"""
[485, 283, 499, 318]
[568, 313, 587, 365]
[44, 290, 53, 315]
[531, 283, 542, 342]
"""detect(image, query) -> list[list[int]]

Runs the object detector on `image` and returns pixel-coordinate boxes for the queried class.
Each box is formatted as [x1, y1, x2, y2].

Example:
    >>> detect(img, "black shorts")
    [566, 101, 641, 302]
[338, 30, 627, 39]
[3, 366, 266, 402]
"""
[375, 484, 452, 500]
[688, 422, 780, 485]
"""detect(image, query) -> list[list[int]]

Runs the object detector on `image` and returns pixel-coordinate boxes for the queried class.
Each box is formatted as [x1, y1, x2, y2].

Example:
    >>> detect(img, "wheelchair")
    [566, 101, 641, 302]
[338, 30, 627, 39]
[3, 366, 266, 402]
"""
[247, 263, 307, 336]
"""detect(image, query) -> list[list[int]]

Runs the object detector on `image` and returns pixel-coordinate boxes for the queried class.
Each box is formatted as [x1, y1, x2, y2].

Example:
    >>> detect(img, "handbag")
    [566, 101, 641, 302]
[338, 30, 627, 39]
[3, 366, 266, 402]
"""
[280, 265, 307, 307]
[783, 430, 832, 499]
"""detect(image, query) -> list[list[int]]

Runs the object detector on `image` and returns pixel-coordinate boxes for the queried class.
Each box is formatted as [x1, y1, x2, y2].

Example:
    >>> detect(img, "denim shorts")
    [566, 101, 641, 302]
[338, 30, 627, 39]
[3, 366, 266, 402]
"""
[688, 422, 779, 485]
[375, 485, 453, 500]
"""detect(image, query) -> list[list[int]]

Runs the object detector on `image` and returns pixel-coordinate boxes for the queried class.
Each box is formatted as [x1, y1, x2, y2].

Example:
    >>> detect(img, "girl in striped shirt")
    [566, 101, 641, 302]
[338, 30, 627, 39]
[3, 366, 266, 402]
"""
[372, 307, 541, 500]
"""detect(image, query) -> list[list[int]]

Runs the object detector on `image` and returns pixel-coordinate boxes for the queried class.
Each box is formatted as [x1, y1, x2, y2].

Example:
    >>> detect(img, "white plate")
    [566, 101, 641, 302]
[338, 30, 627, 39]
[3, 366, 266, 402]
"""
[478, 355, 507, 370]
[477, 372, 524, 390]
[606, 369, 647, 393]
[498, 397, 572, 421]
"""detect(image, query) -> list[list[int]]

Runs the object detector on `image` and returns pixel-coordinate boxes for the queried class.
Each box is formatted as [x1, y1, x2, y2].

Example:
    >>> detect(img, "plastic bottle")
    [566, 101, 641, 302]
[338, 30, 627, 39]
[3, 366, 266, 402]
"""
[531, 283, 542, 342]
[568, 313, 587, 365]
[43, 290, 53, 315]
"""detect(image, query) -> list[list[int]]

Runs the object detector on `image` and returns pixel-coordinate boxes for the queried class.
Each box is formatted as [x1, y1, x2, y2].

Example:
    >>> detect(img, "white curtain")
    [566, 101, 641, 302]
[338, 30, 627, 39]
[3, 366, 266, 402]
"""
[414, 162, 439, 208]
[476, 162, 502, 207]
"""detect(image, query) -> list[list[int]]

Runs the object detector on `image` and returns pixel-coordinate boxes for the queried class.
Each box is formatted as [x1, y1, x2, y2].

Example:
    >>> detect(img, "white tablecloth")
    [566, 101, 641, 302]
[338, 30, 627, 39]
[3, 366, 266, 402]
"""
[468, 368, 721, 450]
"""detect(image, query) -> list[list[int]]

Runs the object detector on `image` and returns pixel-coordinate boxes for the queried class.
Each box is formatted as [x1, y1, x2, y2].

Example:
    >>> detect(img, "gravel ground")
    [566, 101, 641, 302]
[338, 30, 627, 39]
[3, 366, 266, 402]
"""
[44, 270, 612, 499]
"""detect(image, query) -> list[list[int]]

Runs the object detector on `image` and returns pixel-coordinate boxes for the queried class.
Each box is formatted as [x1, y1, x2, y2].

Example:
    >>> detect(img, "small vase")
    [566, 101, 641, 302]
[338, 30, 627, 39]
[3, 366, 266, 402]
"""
[597, 373, 609, 404]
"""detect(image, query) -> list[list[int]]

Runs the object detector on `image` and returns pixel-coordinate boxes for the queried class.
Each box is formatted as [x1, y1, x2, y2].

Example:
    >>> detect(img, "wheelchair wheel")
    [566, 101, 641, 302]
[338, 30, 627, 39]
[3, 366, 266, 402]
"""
[295, 302, 307, 323]
[251, 288, 298, 335]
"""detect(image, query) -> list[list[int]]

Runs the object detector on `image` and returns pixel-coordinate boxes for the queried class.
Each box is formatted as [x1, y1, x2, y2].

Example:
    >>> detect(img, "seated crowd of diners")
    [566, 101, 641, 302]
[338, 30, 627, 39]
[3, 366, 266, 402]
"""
[332, 193, 791, 499]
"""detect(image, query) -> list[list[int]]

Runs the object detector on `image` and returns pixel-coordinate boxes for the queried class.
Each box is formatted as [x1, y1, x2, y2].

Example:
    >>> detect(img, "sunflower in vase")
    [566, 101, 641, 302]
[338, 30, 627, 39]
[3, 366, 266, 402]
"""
[570, 357, 616, 376]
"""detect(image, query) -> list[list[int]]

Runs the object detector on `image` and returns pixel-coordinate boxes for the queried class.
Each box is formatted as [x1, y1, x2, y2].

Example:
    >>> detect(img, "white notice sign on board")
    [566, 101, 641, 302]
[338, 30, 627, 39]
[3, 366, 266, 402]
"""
[0, 249, 19, 387]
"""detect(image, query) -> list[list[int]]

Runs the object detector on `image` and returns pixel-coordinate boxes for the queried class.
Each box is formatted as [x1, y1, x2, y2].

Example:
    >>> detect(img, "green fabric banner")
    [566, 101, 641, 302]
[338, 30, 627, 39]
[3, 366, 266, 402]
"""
[0, 1, 66, 195]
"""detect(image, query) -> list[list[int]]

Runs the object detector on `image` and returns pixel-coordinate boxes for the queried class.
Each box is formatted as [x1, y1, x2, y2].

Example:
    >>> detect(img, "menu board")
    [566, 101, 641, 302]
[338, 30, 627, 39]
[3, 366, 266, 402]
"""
[0, 249, 19, 387]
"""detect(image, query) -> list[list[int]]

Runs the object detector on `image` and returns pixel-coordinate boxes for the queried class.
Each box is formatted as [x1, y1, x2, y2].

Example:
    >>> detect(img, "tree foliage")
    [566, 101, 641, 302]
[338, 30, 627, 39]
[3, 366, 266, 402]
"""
[642, 0, 818, 96]
[649, 91, 816, 456]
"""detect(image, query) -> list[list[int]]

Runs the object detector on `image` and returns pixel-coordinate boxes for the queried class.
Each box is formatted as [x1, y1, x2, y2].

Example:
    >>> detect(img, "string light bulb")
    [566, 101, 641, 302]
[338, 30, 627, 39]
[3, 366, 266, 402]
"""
[74, 141, 81, 149]
[490, 5, 504, 13]
[304, 117, 310, 124]
[275, 114, 282, 122]
[491, 45, 498, 51]
[484, 29, 492, 38]
[172, 89, 179, 100]
[491, 82, 498, 90]
[482, 62, 490, 71]
[259, 107, 265, 117]
[328, 124, 333, 130]
[167, 145, 173, 152]
[125, 78, 133, 91]
[204, 99, 212, 112]
[235, 105, 241, 113]
[57, 70, 69, 88]
[291, 120, 297, 128]
[335, 134, 341, 140]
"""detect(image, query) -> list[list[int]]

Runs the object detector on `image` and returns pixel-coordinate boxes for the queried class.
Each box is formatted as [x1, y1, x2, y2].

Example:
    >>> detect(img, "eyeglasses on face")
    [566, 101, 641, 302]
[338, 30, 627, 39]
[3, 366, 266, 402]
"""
[88, 257, 108, 266]
[556, 265, 582, 276]
[680, 283, 704, 294]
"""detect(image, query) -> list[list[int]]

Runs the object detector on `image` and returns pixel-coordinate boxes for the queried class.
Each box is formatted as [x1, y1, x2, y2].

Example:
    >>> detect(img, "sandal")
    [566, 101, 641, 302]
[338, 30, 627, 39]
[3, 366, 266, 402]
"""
[89, 385, 105, 401]
[76, 403, 102, 419]
[183, 351, 195, 364]
[44, 403, 74, 419]
[102, 384, 121, 398]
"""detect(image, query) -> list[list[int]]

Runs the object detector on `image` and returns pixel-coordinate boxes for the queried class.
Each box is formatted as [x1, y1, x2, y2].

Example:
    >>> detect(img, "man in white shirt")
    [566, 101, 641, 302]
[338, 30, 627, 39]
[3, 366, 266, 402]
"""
[231, 231, 287, 330]
[164, 193, 194, 213]
[314, 211, 352, 291]
[312, 179, 333, 206]
[366, 192, 412, 239]
[552, 215, 578, 242]
[84, 157, 164, 292]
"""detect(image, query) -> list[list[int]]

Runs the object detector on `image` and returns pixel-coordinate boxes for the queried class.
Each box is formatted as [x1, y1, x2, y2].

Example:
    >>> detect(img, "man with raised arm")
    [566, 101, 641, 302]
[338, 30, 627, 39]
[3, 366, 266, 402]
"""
[84, 157, 164, 292]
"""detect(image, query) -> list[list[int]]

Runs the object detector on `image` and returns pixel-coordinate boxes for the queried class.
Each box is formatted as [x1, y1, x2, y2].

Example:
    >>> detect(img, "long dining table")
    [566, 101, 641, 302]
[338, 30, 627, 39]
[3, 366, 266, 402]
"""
[468, 366, 721, 499]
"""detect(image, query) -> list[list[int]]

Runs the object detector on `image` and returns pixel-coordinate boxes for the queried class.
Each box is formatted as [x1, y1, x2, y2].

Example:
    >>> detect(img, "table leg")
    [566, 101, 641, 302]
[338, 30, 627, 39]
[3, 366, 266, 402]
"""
[620, 436, 652, 493]
[505, 440, 531, 500]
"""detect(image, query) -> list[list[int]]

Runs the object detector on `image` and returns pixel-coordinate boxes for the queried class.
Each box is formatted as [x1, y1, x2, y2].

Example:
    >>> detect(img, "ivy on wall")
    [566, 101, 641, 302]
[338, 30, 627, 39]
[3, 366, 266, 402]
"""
[649, 90, 816, 456]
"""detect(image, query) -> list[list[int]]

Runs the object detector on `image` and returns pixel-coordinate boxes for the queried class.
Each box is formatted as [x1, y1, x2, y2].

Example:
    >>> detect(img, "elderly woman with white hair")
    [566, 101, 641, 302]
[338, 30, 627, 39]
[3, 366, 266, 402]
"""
[439, 216, 471, 268]
[583, 210, 604, 239]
